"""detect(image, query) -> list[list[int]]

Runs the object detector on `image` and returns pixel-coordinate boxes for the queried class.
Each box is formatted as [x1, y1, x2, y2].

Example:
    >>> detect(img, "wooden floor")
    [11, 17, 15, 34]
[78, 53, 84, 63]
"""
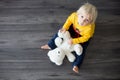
[0, 0, 120, 80]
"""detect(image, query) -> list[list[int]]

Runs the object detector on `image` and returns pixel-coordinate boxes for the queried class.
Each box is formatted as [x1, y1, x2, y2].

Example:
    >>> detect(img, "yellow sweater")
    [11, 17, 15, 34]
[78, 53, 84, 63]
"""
[63, 12, 95, 44]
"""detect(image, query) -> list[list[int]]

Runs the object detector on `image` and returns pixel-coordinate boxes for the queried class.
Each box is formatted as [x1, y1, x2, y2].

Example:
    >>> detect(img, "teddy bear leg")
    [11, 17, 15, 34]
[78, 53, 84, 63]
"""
[66, 53, 75, 62]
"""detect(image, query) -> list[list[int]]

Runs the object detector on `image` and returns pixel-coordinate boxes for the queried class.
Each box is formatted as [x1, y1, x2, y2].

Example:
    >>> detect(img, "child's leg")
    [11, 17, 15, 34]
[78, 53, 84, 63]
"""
[72, 39, 91, 73]
[41, 33, 58, 50]
[41, 25, 62, 50]
[47, 33, 58, 49]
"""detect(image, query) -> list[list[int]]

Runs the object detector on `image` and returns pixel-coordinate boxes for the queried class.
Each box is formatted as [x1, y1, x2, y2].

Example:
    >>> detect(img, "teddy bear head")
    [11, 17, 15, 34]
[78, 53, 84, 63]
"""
[47, 48, 65, 65]
[58, 30, 71, 40]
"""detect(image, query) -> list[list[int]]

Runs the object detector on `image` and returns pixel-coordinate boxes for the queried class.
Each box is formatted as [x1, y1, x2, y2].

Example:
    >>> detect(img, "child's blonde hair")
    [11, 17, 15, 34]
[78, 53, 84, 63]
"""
[77, 3, 98, 23]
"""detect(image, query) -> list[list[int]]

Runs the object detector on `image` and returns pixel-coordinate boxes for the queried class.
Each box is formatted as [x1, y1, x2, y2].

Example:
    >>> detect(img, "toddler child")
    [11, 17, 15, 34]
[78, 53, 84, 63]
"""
[41, 3, 98, 73]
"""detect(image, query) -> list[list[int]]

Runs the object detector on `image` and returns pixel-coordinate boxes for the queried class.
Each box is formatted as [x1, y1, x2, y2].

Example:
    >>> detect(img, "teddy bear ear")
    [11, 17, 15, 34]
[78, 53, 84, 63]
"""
[47, 51, 50, 56]
[47, 50, 52, 56]
[64, 31, 71, 38]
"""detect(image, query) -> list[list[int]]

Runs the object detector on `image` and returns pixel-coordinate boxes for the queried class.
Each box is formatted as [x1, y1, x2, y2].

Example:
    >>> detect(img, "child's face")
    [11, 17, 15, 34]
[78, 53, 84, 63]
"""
[78, 12, 92, 26]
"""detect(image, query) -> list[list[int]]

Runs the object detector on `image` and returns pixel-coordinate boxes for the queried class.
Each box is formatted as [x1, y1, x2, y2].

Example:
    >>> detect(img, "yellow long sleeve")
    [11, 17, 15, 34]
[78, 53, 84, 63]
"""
[63, 13, 74, 30]
[62, 12, 95, 44]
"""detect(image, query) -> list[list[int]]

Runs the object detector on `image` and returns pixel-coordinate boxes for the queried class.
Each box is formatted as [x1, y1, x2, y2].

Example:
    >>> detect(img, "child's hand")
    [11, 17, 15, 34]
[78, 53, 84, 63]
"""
[68, 39, 73, 45]
[59, 28, 66, 33]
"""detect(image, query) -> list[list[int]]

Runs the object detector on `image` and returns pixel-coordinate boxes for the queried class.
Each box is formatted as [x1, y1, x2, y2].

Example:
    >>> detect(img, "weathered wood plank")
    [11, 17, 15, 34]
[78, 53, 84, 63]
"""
[0, 0, 120, 80]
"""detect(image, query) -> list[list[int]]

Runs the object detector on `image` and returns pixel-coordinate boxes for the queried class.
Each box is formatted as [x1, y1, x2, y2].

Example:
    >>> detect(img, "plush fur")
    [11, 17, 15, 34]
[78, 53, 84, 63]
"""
[48, 31, 83, 66]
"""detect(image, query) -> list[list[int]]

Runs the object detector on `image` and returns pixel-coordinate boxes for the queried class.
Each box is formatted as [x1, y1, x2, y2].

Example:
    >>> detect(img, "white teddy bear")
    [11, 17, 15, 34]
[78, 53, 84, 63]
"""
[48, 30, 83, 66]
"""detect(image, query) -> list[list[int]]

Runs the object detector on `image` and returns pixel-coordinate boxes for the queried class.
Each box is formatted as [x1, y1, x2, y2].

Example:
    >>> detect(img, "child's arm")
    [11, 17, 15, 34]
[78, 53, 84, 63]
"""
[72, 27, 94, 44]
[62, 12, 75, 30]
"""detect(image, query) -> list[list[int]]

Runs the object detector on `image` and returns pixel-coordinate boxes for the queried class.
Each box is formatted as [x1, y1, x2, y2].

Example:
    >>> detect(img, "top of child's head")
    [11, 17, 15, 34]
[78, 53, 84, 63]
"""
[77, 3, 98, 23]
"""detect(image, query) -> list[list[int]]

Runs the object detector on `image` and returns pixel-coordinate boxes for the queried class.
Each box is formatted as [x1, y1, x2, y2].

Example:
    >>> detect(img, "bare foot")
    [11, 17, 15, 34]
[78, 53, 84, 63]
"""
[73, 66, 79, 73]
[41, 44, 51, 50]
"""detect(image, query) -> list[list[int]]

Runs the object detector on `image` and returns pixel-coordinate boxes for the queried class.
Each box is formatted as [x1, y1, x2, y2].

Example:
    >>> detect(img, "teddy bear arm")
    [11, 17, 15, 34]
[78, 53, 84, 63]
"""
[74, 44, 83, 55]
[55, 37, 63, 47]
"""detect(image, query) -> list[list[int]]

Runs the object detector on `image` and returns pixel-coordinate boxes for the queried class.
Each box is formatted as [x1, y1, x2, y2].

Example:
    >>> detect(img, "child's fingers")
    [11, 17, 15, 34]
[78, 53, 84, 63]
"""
[59, 28, 66, 33]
